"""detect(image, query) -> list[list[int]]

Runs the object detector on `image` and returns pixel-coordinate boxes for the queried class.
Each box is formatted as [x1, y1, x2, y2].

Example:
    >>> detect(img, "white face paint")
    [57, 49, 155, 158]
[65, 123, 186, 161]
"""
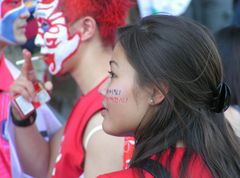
[34, 0, 80, 75]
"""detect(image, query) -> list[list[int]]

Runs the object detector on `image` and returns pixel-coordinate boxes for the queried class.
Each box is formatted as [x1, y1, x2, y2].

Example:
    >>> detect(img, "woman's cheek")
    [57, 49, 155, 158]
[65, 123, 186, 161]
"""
[106, 88, 129, 105]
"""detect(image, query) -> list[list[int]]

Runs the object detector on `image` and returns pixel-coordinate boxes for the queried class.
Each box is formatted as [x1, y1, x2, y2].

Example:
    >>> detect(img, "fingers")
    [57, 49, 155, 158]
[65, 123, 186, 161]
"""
[44, 81, 53, 92]
[21, 49, 37, 81]
[11, 49, 51, 106]
[10, 75, 36, 102]
[21, 49, 32, 75]
[43, 81, 53, 96]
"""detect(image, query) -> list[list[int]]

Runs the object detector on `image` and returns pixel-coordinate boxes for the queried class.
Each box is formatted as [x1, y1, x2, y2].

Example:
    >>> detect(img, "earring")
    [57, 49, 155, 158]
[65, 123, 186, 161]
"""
[149, 98, 154, 104]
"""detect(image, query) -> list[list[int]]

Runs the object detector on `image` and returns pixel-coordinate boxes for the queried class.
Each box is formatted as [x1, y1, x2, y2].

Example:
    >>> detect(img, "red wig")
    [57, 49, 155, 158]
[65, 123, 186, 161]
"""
[60, 0, 133, 46]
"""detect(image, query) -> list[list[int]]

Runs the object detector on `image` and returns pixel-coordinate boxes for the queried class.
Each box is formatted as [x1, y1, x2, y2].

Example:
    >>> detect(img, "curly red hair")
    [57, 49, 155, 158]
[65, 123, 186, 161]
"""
[60, 0, 133, 46]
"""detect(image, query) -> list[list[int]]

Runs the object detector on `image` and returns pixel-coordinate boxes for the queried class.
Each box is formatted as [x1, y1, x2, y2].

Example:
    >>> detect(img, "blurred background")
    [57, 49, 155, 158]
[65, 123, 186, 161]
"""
[5, 0, 238, 123]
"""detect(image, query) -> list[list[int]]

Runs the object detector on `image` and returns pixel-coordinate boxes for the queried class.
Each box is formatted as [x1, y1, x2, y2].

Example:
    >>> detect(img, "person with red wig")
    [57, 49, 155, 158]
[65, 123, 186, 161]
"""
[9, 0, 132, 178]
[0, 0, 61, 178]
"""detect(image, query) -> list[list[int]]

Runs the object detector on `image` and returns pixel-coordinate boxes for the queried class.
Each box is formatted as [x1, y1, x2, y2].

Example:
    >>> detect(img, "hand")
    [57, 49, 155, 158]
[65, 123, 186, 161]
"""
[10, 49, 39, 119]
[10, 49, 37, 102]
[10, 49, 53, 119]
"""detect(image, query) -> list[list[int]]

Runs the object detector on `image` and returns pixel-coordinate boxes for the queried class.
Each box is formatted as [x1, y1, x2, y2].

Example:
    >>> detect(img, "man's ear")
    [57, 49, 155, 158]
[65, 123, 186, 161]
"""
[148, 84, 168, 105]
[73, 16, 96, 41]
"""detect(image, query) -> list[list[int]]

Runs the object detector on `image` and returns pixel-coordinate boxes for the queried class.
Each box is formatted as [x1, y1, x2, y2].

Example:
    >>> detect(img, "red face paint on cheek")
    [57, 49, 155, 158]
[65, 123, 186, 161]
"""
[107, 96, 129, 104]
[106, 89, 129, 104]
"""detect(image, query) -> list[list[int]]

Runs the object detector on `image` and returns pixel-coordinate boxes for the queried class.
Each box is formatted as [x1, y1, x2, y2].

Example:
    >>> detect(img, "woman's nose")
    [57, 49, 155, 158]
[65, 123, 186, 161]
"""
[98, 77, 111, 96]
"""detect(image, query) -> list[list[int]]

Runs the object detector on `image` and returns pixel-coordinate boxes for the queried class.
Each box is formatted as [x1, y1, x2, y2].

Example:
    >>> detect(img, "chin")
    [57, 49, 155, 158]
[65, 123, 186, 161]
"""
[102, 122, 118, 136]
[16, 37, 27, 45]
[102, 123, 132, 137]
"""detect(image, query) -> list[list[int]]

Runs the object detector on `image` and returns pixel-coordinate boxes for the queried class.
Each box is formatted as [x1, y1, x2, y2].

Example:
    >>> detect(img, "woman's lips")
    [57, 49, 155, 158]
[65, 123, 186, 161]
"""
[101, 102, 108, 117]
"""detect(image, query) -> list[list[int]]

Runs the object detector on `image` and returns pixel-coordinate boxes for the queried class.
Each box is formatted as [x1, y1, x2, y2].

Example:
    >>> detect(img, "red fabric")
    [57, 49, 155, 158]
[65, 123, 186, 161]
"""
[51, 79, 105, 178]
[25, 18, 38, 39]
[0, 55, 14, 178]
[123, 137, 135, 169]
[98, 148, 212, 178]
[0, 55, 14, 91]
[0, 93, 11, 178]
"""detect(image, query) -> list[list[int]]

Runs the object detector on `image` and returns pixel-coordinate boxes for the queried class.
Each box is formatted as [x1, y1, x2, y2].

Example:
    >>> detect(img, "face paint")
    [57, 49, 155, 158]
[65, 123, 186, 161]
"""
[24, 0, 37, 13]
[34, 0, 80, 75]
[99, 44, 151, 137]
[106, 88, 128, 104]
[107, 89, 122, 96]
[0, 0, 28, 44]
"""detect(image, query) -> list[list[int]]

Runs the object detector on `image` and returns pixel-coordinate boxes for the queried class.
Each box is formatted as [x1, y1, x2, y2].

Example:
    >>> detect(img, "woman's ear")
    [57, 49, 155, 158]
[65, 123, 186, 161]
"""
[72, 16, 96, 41]
[148, 84, 168, 105]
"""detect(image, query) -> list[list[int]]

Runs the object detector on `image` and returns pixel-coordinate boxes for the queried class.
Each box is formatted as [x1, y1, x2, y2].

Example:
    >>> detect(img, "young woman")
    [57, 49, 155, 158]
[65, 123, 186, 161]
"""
[98, 15, 240, 178]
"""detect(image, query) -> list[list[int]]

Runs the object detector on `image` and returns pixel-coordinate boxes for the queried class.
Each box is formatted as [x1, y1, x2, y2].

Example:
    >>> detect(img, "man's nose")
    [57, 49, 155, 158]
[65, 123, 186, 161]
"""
[35, 33, 45, 47]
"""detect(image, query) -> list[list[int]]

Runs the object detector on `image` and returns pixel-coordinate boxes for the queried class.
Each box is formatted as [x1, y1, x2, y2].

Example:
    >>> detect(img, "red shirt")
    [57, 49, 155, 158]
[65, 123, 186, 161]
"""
[0, 55, 14, 91]
[51, 79, 105, 178]
[123, 137, 135, 169]
[98, 147, 212, 178]
[0, 55, 14, 178]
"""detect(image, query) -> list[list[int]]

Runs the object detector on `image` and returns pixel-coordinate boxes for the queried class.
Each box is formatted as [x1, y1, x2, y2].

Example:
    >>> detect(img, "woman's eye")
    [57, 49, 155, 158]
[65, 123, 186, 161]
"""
[108, 71, 116, 78]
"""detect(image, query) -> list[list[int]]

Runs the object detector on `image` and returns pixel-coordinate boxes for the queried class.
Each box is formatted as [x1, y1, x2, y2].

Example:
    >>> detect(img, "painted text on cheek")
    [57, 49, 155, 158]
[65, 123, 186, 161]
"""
[106, 89, 128, 104]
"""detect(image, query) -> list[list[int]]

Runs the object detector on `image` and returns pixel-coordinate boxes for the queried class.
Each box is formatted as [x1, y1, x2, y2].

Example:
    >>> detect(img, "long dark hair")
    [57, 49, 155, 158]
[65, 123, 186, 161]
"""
[215, 26, 240, 106]
[118, 15, 240, 178]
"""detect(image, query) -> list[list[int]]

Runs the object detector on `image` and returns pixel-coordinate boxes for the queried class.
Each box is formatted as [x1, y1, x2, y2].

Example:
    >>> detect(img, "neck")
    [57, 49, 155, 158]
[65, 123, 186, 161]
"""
[70, 42, 112, 94]
[176, 140, 185, 148]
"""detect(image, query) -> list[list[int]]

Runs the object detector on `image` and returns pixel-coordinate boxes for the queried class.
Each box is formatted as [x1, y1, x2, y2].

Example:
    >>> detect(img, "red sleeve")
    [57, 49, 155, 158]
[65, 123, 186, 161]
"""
[185, 154, 213, 178]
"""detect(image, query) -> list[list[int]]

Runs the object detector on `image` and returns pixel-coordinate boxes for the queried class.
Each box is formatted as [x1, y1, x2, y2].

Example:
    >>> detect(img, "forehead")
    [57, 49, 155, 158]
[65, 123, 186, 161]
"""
[35, 0, 58, 19]
[112, 43, 128, 64]
[1, 0, 22, 18]
[112, 43, 137, 76]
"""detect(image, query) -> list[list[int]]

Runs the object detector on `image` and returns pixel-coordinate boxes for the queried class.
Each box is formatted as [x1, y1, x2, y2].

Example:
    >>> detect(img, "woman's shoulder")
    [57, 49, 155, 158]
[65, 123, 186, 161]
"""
[97, 168, 153, 178]
[224, 105, 240, 137]
[98, 148, 212, 178]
